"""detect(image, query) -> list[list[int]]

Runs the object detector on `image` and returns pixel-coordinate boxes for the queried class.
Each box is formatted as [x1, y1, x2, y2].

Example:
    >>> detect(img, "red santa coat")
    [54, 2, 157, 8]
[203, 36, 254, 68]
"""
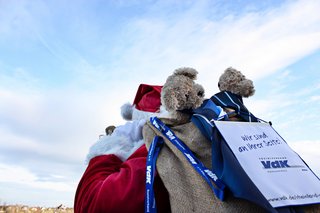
[74, 145, 171, 213]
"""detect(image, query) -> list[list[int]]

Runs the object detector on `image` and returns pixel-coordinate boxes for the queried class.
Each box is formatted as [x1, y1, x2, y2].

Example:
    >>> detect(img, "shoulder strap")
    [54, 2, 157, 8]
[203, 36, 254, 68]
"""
[149, 117, 226, 200]
[145, 136, 164, 213]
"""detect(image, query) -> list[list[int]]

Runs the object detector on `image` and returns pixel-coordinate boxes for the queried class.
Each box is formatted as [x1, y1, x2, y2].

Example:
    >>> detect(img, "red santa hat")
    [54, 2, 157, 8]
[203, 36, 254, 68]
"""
[121, 84, 162, 121]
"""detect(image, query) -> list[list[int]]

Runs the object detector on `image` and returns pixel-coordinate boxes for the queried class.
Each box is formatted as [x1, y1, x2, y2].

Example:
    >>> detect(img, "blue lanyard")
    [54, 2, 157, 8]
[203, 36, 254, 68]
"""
[145, 117, 226, 213]
[145, 135, 164, 213]
[150, 116, 226, 199]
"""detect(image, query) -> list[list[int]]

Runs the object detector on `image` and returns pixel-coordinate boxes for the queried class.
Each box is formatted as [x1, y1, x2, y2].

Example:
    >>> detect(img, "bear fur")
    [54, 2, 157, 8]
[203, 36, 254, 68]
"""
[161, 67, 205, 123]
[218, 67, 255, 98]
[143, 67, 320, 212]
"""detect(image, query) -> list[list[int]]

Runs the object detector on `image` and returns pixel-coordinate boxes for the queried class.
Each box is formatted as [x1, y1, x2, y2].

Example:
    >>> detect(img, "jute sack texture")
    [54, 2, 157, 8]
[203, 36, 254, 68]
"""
[143, 117, 320, 213]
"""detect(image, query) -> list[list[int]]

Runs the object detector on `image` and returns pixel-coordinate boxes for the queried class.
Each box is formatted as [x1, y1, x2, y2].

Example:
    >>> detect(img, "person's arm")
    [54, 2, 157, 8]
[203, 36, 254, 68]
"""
[74, 146, 147, 213]
[75, 120, 170, 212]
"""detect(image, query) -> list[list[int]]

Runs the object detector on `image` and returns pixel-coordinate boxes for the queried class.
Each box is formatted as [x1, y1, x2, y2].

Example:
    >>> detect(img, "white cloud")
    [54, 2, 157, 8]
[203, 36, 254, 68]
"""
[310, 95, 320, 102]
[0, 85, 129, 164]
[111, 0, 320, 96]
[0, 163, 75, 192]
[288, 140, 320, 177]
[243, 59, 319, 148]
[0, 0, 46, 43]
[3, 0, 320, 93]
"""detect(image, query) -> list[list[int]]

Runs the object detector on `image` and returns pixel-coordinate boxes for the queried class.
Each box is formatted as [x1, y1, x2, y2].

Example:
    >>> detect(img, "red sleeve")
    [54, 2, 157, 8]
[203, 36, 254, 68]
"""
[74, 145, 170, 213]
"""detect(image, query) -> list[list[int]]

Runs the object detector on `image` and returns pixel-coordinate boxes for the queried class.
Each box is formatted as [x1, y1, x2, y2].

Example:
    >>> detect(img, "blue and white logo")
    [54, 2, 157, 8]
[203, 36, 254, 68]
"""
[261, 160, 290, 169]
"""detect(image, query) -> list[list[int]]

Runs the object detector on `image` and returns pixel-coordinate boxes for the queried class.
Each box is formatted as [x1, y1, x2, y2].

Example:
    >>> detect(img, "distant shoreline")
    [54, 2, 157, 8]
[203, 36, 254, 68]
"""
[0, 204, 74, 213]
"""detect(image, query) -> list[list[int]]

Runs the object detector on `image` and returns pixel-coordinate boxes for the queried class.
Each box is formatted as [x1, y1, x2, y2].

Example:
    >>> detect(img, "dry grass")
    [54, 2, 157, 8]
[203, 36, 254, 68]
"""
[0, 204, 73, 213]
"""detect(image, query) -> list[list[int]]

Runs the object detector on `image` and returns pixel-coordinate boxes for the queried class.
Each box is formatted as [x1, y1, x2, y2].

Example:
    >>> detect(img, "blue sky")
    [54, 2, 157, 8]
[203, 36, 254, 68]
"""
[0, 0, 319, 207]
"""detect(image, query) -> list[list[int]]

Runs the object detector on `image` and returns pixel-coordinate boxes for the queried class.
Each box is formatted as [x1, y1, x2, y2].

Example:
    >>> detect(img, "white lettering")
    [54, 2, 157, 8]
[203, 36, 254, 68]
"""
[204, 169, 218, 181]
[152, 120, 160, 129]
[185, 153, 197, 164]
[146, 166, 152, 184]
[166, 130, 176, 140]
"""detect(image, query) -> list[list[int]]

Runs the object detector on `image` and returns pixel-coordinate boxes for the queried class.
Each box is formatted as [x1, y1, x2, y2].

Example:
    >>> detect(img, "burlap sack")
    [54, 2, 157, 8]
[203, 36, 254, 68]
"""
[143, 117, 320, 213]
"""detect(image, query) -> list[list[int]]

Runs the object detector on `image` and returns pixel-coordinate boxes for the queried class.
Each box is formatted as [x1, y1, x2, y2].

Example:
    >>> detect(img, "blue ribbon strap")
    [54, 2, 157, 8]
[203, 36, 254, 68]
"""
[145, 136, 164, 213]
[150, 117, 226, 201]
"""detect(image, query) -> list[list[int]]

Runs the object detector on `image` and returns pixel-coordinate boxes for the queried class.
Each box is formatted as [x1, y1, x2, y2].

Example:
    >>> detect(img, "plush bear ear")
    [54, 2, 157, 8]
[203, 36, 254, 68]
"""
[195, 84, 205, 98]
[218, 67, 255, 97]
[238, 79, 255, 97]
[173, 67, 198, 80]
[161, 89, 179, 112]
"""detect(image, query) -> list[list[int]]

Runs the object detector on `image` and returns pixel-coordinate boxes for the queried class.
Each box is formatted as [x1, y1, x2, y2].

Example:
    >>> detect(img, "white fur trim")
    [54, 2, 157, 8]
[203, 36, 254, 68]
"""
[121, 103, 168, 121]
[112, 119, 146, 141]
[132, 105, 169, 120]
[86, 119, 146, 163]
[86, 135, 144, 163]
[121, 102, 133, 121]
[132, 108, 155, 120]
[86, 107, 170, 163]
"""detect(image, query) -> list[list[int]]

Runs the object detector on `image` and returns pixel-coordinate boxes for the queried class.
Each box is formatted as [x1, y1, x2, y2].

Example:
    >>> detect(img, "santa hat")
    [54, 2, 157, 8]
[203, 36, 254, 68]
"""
[121, 84, 163, 121]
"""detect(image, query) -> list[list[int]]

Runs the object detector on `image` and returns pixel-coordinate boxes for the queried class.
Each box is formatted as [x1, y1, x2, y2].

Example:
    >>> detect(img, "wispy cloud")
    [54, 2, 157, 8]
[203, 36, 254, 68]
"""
[2, 0, 320, 90]
[310, 95, 320, 102]
[0, 85, 126, 164]
[288, 140, 320, 177]
[0, 163, 75, 192]
[95, 0, 320, 97]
